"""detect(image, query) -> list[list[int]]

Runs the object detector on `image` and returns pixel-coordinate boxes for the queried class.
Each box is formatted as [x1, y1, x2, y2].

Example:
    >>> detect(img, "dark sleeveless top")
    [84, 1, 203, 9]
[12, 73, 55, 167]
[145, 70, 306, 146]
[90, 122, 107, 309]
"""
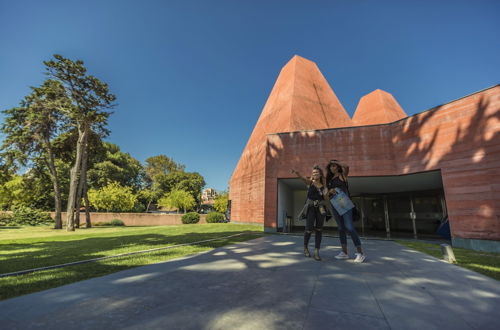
[307, 184, 324, 201]
[327, 176, 348, 195]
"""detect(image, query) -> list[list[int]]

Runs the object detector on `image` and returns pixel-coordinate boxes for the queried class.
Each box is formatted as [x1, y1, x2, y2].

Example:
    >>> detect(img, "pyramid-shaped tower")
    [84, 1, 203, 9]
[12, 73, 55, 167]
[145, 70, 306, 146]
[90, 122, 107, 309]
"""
[246, 55, 352, 148]
[352, 89, 407, 126]
[230, 55, 352, 223]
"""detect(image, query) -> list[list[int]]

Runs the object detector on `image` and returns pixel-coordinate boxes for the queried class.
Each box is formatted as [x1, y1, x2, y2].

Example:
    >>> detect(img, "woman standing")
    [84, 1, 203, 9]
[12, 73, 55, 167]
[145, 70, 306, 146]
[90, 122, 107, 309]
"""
[326, 160, 366, 263]
[292, 166, 328, 261]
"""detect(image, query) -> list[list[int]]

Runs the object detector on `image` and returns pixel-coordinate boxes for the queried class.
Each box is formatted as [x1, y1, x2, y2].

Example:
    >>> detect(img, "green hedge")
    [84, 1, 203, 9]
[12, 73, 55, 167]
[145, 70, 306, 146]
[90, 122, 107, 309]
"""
[0, 207, 53, 226]
[181, 212, 200, 224]
[0, 213, 14, 226]
[206, 212, 225, 223]
[94, 219, 125, 226]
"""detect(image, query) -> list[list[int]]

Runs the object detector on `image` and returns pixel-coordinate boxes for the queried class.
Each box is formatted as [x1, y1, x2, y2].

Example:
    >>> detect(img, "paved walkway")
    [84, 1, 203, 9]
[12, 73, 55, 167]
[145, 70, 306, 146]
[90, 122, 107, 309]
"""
[0, 235, 499, 330]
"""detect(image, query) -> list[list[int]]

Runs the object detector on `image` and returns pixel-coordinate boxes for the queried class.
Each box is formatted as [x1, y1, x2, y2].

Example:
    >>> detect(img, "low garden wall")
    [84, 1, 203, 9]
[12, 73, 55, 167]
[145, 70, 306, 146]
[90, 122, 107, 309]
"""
[47, 212, 208, 226]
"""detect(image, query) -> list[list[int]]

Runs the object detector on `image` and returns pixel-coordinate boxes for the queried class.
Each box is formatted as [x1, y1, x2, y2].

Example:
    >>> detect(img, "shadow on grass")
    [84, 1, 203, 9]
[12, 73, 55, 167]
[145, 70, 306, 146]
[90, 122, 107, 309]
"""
[0, 232, 263, 300]
[0, 230, 263, 273]
[1, 236, 499, 329]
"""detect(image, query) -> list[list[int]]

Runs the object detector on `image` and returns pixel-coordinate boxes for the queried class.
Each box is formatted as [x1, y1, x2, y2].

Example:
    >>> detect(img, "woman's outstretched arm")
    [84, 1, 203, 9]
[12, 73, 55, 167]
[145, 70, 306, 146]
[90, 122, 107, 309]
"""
[291, 169, 311, 186]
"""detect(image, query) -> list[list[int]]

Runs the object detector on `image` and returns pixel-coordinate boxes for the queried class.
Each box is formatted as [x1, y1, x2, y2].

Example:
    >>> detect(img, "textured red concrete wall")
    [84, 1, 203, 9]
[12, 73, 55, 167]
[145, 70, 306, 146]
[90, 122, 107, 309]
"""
[264, 86, 500, 240]
[230, 55, 352, 224]
[390, 88, 500, 240]
[352, 89, 407, 126]
[230, 55, 499, 241]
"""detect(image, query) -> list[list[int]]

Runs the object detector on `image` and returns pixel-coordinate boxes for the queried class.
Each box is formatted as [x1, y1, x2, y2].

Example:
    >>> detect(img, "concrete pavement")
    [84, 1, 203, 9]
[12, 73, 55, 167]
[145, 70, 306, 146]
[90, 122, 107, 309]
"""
[0, 235, 499, 330]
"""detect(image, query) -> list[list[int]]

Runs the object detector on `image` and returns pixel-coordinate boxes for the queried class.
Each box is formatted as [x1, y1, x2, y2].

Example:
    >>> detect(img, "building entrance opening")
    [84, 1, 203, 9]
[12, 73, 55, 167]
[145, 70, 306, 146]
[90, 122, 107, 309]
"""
[277, 170, 448, 240]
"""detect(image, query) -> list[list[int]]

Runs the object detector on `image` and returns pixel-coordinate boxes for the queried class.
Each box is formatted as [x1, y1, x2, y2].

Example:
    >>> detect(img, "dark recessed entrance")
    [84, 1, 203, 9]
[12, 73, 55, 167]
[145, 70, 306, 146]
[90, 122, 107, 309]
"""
[277, 170, 448, 240]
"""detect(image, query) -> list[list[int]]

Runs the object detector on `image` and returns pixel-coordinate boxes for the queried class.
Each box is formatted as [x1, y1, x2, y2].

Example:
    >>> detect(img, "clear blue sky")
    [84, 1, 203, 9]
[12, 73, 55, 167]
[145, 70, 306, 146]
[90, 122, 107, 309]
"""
[1, 0, 499, 191]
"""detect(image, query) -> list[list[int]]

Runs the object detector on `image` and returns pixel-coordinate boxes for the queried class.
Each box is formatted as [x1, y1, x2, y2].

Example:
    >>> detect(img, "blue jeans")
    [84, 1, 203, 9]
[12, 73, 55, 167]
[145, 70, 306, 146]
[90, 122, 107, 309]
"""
[332, 208, 361, 247]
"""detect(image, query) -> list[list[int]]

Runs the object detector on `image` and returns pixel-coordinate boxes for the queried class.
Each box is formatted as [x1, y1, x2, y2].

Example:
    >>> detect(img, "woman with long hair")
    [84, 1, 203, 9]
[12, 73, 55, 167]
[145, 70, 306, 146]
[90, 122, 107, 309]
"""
[292, 165, 328, 261]
[326, 160, 366, 263]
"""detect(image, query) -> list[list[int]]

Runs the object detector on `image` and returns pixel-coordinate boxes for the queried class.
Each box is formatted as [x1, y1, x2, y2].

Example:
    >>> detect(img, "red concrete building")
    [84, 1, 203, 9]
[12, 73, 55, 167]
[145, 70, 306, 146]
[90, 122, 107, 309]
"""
[230, 55, 500, 252]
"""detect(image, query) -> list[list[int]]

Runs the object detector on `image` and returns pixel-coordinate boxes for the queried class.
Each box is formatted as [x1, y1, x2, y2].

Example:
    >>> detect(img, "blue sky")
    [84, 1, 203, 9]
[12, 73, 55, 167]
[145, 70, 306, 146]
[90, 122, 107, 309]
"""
[1, 0, 499, 191]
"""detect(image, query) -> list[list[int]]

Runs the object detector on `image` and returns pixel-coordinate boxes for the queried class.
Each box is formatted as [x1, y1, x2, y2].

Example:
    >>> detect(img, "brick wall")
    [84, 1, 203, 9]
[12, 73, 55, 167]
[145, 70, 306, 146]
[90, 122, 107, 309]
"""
[263, 86, 500, 240]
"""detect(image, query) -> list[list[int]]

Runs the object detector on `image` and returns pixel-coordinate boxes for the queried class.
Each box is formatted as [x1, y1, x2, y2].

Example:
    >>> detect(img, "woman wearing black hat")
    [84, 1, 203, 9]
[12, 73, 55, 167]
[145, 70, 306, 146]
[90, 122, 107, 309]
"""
[326, 160, 366, 263]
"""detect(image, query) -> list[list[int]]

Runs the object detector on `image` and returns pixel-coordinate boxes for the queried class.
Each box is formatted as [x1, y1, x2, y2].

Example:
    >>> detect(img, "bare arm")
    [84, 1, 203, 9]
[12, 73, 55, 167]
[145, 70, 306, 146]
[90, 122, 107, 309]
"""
[291, 169, 311, 186]
[336, 161, 350, 177]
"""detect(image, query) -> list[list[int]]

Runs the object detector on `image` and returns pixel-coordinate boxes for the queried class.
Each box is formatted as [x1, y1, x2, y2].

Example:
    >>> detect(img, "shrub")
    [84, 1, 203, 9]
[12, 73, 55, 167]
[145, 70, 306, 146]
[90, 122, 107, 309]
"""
[181, 212, 200, 224]
[0, 213, 14, 226]
[206, 212, 225, 223]
[93, 219, 125, 226]
[9, 206, 53, 226]
[109, 219, 125, 226]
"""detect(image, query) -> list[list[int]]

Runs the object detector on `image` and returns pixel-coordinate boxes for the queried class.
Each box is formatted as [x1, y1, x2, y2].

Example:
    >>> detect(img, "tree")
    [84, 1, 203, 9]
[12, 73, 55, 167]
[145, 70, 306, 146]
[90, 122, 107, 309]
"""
[87, 182, 138, 212]
[0, 157, 13, 186]
[158, 189, 195, 213]
[155, 171, 205, 205]
[214, 192, 228, 213]
[175, 172, 205, 205]
[53, 129, 107, 228]
[142, 155, 185, 211]
[144, 155, 185, 184]
[1, 80, 70, 228]
[87, 142, 144, 191]
[44, 54, 115, 231]
[21, 161, 69, 211]
[137, 188, 163, 212]
[0, 175, 30, 210]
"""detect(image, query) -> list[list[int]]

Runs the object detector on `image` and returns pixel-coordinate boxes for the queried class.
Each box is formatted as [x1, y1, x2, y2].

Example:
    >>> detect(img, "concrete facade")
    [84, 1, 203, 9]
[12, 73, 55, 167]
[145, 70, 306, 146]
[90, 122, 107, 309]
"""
[230, 55, 500, 249]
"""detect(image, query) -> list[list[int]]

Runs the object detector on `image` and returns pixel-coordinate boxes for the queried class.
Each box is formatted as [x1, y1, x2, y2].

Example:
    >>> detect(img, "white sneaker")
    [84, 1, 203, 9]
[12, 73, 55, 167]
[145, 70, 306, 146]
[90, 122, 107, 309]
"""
[334, 251, 349, 260]
[354, 253, 366, 263]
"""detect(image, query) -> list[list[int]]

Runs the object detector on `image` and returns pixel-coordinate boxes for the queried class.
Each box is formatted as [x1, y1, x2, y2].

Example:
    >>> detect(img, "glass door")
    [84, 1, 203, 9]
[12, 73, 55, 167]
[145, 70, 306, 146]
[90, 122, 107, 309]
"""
[412, 195, 444, 238]
[388, 195, 417, 239]
[361, 197, 387, 238]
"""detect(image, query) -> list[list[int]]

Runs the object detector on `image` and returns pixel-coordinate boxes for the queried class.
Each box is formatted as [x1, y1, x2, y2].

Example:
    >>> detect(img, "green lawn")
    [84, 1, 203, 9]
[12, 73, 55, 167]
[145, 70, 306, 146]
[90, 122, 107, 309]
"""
[0, 224, 264, 300]
[396, 240, 500, 281]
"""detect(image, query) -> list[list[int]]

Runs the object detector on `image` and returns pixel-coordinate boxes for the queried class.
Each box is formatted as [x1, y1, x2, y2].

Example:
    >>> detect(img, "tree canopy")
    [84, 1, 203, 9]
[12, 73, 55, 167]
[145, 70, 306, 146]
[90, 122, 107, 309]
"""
[214, 192, 228, 213]
[87, 182, 138, 212]
[87, 142, 144, 191]
[158, 189, 195, 213]
[0, 54, 209, 222]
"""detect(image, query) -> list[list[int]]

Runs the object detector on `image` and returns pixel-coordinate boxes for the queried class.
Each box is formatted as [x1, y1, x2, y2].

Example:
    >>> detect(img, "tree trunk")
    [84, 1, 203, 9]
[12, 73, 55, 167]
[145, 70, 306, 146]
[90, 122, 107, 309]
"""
[75, 131, 89, 229]
[84, 184, 91, 228]
[75, 128, 89, 228]
[75, 187, 81, 229]
[45, 139, 62, 229]
[66, 124, 86, 231]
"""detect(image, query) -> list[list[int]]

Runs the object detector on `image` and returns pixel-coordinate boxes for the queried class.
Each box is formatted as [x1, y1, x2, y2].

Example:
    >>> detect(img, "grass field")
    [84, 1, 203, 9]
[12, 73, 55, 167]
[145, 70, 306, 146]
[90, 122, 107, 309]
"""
[0, 224, 264, 300]
[396, 240, 500, 281]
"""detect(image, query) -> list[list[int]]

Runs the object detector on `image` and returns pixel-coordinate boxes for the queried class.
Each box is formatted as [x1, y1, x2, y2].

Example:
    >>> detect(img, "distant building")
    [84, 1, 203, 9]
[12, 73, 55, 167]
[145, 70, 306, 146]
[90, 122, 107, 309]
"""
[201, 188, 218, 205]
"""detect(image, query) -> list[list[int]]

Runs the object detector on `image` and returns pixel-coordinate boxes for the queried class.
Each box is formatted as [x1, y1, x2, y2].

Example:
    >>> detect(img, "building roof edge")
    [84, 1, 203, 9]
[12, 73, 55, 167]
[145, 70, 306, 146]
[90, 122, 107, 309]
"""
[266, 84, 500, 136]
